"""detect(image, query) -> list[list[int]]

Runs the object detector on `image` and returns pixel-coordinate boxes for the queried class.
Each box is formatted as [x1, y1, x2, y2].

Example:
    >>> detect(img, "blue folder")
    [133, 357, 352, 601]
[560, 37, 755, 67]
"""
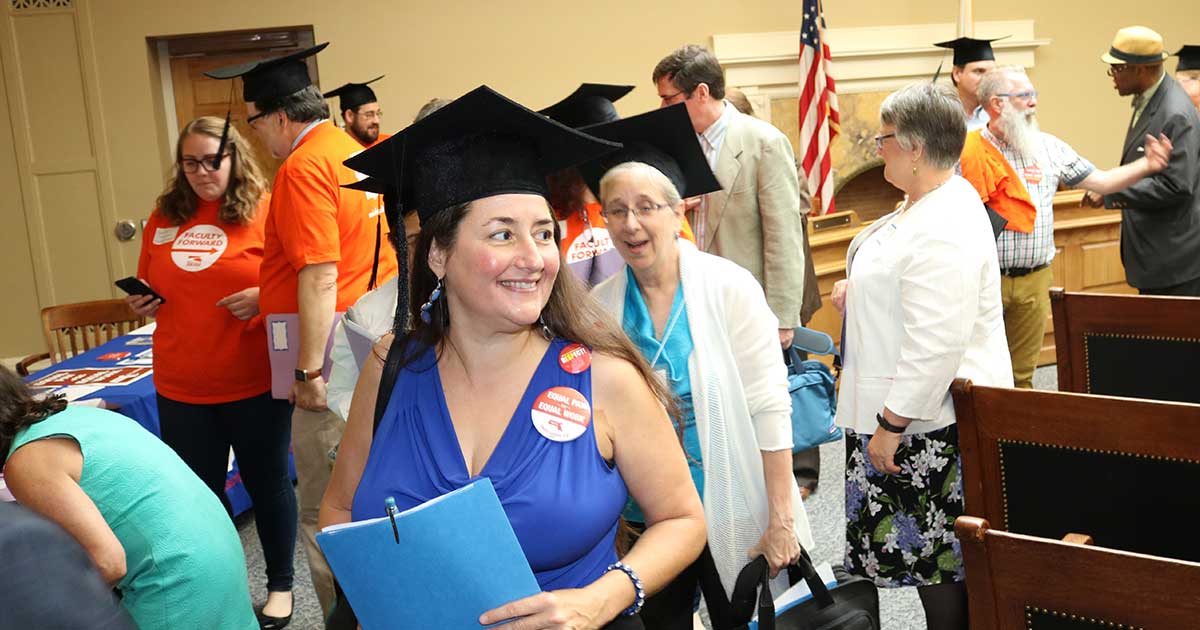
[316, 478, 541, 629]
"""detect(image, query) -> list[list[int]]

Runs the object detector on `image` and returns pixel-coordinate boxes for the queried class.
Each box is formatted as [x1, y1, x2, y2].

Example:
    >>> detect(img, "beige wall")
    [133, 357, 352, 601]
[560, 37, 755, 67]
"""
[2, 0, 1196, 358]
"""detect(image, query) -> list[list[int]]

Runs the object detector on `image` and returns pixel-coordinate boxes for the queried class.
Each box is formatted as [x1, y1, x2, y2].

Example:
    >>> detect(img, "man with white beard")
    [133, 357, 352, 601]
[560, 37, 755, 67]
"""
[960, 66, 1173, 388]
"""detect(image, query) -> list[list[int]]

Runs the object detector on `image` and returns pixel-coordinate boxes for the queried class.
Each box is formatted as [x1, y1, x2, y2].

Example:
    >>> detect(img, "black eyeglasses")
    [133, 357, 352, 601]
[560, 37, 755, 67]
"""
[181, 154, 232, 173]
[246, 109, 274, 125]
[874, 133, 896, 151]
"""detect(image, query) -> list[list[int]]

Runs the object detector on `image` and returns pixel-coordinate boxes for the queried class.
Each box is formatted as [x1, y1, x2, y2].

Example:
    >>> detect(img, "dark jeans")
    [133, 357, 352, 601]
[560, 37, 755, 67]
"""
[1139, 274, 1200, 297]
[157, 391, 297, 592]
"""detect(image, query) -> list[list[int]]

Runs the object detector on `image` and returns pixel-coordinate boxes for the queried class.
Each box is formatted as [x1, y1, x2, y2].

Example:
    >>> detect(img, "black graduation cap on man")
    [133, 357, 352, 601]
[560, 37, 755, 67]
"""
[576, 102, 722, 201]
[324, 75, 385, 114]
[202, 42, 329, 170]
[1175, 45, 1200, 72]
[342, 85, 621, 334]
[539, 83, 634, 129]
[933, 36, 1008, 67]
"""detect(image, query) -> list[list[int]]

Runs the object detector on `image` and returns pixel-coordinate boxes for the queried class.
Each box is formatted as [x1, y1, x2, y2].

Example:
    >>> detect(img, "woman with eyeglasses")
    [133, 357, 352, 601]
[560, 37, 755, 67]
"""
[586, 105, 814, 630]
[832, 83, 1012, 630]
[127, 116, 297, 628]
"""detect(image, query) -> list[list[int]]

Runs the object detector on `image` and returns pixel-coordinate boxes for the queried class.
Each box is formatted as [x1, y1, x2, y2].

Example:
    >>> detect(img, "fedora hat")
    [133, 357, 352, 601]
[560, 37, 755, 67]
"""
[1102, 26, 1169, 64]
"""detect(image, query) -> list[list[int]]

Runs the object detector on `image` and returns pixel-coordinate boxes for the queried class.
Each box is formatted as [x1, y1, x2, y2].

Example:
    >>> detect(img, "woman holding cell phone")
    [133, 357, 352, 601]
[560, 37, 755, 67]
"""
[126, 116, 296, 628]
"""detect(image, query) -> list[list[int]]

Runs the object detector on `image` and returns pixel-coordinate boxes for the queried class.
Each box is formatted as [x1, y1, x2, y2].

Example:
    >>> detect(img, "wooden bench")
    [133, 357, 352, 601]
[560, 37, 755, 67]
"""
[1050, 288, 1200, 403]
[951, 378, 1200, 562]
[956, 516, 1200, 630]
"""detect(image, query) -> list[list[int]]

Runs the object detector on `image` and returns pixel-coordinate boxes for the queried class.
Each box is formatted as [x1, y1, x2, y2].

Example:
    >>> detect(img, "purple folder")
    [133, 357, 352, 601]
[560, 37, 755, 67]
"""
[265, 312, 344, 400]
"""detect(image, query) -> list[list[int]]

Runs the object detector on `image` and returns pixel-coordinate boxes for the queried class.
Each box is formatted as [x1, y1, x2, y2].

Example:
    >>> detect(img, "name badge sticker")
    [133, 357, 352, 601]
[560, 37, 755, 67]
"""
[531, 386, 591, 442]
[153, 226, 179, 245]
[558, 343, 592, 374]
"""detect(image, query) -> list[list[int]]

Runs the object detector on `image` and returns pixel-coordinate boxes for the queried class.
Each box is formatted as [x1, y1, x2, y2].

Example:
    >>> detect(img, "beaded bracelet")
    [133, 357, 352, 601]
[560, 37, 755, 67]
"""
[605, 561, 645, 616]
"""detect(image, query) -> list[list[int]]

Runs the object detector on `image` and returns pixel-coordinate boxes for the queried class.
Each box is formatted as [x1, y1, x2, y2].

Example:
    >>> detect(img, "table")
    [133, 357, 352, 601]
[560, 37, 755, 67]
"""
[19, 328, 295, 515]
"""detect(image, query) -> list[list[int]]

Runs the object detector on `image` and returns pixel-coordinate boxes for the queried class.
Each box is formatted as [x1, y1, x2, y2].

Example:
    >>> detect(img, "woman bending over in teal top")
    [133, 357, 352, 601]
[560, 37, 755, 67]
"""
[0, 366, 258, 630]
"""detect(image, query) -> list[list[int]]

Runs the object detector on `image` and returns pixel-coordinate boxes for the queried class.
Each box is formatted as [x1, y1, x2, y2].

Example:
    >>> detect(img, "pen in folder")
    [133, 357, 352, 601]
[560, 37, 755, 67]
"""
[385, 496, 400, 544]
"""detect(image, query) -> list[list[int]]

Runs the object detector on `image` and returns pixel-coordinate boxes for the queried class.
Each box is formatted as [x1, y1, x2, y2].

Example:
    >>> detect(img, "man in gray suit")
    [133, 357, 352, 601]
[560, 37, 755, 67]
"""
[1094, 26, 1200, 295]
[654, 45, 806, 347]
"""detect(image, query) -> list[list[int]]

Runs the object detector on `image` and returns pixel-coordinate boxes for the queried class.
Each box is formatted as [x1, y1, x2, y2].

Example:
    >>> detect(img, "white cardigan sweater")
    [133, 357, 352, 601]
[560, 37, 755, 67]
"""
[592, 240, 815, 598]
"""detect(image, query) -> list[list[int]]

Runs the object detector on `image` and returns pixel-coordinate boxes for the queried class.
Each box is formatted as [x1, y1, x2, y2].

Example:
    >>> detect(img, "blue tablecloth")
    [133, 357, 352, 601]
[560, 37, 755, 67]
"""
[24, 333, 295, 515]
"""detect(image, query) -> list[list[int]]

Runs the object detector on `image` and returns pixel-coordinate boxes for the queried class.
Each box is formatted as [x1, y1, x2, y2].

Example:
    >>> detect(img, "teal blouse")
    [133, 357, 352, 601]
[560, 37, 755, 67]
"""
[622, 267, 704, 523]
[7, 406, 257, 630]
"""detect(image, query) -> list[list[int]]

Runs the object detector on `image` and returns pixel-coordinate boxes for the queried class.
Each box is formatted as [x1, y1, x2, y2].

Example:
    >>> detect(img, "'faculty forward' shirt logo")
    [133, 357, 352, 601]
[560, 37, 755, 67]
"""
[171, 225, 228, 272]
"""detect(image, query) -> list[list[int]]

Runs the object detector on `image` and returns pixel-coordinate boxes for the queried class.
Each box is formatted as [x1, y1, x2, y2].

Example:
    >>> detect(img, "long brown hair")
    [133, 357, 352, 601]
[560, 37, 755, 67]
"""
[0, 366, 66, 464]
[389, 198, 678, 422]
[155, 116, 268, 225]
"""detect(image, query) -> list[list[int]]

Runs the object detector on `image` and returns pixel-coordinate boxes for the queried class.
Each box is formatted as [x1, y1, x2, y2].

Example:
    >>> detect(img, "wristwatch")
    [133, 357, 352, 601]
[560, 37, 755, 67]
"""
[294, 367, 322, 382]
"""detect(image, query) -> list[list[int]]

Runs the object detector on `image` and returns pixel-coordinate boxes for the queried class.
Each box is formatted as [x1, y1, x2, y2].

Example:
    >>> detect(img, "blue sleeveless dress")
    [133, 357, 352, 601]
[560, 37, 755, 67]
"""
[351, 338, 628, 591]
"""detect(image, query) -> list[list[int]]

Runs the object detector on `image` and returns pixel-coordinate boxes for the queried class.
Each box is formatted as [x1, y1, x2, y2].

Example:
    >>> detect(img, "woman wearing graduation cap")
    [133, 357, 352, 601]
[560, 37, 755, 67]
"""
[319, 87, 706, 629]
[585, 104, 814, 629]
[540, 83, 696, 288]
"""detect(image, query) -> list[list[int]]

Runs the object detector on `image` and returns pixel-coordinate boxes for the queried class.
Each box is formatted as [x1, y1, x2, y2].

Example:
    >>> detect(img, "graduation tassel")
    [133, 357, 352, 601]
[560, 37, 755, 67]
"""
[932, 60, 945, 84]
[212, 81, 235, 171]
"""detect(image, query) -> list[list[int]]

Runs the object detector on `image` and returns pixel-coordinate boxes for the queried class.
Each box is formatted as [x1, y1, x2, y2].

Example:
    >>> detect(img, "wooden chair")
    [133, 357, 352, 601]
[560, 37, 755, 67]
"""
[951, 378, 1200, 562]
[16, 299, 146, 376]
[1050, 288, 1200, 403]
[956, 516, 1200, 630]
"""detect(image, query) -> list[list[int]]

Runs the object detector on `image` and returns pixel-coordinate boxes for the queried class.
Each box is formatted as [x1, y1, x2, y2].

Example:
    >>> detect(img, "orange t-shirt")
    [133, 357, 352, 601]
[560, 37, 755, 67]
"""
[136, 196, 272, 404]
[958, 129, 1038, 233]
[259, 121, 398, 316]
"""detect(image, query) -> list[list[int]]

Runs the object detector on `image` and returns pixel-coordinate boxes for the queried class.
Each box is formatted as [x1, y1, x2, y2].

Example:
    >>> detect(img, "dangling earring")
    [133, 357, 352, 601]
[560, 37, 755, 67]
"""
[538, 314, 554, 340]
[912, 162, 918, 176]
[420, 277, 444, 324]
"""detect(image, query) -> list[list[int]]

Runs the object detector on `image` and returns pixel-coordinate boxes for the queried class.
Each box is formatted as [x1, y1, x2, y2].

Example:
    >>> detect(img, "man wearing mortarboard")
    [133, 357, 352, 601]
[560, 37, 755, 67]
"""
[934, 36, 1006, 131]
[204, 43, 399, 620]
[324, 76, 389, 148]
[1174, 45, 1200, 111]
[539, 83, 695, 287]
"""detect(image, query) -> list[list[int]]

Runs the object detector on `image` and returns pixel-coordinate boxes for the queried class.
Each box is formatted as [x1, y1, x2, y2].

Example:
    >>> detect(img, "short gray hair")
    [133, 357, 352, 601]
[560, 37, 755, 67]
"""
[879, 82, 966, 169]
[598, 162, 683, 209]
[253, 85, 329, 124]
[977, 65, 1027, 108]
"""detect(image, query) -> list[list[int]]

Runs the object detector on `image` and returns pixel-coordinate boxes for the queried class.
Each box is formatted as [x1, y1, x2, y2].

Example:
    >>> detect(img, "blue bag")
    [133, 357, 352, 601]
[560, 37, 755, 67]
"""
[786, 328, 842, 453]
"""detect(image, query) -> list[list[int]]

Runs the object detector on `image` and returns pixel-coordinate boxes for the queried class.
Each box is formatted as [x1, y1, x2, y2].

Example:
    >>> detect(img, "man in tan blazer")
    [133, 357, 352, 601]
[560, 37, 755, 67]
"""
[654, 45, 806, 347]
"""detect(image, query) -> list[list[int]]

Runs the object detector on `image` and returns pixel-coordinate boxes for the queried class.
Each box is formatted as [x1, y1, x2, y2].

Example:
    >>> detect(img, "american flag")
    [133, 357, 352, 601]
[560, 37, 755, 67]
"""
[798, 0, 839, 215]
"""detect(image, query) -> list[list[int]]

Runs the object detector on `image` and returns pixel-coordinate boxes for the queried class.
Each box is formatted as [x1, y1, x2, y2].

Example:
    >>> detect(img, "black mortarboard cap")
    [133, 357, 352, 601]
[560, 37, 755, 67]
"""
[343, 85, 621, 224]
[933, 36, 1008, 67]
[577, 103, 722, 200]
[202, 43, 328, 171]
[204, 42, 328, 103]
[324, 75, 384, 113]
[1175, 45, 1200, 72]
[539, 83, 634, 129]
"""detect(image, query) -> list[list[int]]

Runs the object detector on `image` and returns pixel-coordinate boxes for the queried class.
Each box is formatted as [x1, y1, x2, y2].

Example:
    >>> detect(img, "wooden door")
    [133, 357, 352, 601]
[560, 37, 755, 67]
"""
[170, 54, 287, 181]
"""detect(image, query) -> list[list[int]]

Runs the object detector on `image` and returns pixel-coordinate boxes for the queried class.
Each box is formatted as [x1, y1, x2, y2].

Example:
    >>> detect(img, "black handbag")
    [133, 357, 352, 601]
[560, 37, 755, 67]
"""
[727, 551, 880, 630]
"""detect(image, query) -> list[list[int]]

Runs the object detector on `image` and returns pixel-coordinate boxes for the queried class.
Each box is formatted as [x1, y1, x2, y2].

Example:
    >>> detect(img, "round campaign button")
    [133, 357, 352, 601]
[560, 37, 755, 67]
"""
[558, 343, 592, 374]
[531, 386, 592, 442]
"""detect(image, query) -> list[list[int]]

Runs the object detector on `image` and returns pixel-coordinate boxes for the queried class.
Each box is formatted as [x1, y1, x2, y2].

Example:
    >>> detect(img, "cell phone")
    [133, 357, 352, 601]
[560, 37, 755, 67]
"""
[114, 276, 166, 304]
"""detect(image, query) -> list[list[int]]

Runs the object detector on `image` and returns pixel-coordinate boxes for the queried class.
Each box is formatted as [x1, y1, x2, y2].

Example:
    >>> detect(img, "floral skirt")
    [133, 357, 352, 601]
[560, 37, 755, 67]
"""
[843, 425, 965, 588]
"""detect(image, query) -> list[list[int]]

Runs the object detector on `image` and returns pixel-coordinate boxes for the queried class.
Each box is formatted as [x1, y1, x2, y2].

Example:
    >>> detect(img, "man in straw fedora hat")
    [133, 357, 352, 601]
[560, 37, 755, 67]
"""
[1087, 26, 1200, 296]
